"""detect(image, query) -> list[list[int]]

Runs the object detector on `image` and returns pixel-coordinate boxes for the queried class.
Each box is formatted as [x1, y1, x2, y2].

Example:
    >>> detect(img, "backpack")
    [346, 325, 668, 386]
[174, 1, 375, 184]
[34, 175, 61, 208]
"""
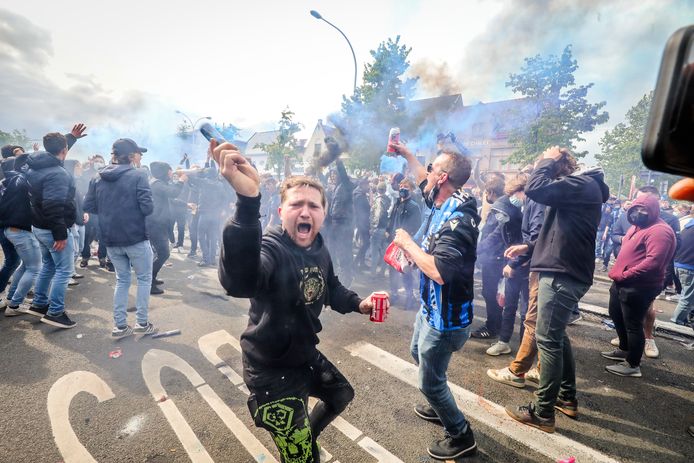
[0, 171, 29, 223]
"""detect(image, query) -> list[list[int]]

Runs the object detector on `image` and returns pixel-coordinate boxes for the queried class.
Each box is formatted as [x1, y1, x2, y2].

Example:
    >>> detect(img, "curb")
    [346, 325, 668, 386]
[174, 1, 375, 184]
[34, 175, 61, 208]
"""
[579, 302, 694, 340]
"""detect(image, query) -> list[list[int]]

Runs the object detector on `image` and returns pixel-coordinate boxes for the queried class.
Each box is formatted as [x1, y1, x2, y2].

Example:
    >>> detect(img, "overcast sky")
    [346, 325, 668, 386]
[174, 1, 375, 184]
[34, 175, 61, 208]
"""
[1, 0, 692, 163]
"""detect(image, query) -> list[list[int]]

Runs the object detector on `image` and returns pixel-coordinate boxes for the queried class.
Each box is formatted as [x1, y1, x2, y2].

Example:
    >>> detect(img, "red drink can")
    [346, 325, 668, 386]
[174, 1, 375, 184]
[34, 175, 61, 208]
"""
[370, 291, 389, 323]
[386, 127, 400, 154]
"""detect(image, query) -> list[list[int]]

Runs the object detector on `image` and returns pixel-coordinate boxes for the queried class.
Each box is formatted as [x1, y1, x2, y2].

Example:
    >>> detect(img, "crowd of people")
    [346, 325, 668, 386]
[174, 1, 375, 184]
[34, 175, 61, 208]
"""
[1, 123, 692, 461]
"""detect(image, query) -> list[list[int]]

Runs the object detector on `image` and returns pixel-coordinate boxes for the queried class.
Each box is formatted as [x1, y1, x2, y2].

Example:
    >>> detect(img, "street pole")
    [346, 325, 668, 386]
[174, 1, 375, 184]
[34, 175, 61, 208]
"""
[310, 10, 357, 93]
[174, 110, 211, 157]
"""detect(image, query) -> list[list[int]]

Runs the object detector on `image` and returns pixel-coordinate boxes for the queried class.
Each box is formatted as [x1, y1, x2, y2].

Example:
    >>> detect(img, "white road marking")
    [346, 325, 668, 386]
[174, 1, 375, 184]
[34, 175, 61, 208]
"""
[142, 348, 277, 463]
[205, 330, 404, 463]
[346, 341, 620, 463]
[47, 371, 115, 463]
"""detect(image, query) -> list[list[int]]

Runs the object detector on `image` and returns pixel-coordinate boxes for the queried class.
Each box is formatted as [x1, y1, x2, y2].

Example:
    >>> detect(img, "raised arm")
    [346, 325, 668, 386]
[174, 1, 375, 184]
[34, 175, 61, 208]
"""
[388, 141, 427, 185]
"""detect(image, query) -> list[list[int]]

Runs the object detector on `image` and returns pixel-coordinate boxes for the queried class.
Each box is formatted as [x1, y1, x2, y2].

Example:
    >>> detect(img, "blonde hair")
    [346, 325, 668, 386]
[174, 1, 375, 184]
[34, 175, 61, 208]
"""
[280, 175, 327, 209]
[504, 173, 529, 196]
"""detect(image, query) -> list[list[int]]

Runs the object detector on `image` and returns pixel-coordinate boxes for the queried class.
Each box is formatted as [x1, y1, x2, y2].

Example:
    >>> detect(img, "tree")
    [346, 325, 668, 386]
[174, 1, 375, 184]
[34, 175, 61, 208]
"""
[505, 45, 609, 165]
[0, 129, 30, 149]
[596, 91, 678, 196]
[339, 36, 418, 170]
[255, 108, 302, 178]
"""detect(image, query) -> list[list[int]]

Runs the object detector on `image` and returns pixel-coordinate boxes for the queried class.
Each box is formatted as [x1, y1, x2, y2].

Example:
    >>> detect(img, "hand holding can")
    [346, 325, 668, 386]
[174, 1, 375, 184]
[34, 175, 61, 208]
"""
[386, 127, 400, 155]
[370, 291, 390, 323]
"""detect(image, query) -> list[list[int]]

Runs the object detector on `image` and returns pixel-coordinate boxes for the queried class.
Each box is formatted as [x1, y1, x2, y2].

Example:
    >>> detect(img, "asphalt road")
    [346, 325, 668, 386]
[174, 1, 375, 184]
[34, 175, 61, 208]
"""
[0, 250, 692, 463]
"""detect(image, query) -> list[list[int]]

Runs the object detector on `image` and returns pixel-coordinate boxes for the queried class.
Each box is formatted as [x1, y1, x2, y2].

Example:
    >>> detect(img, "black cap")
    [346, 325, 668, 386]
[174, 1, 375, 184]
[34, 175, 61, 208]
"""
[112, 138, 147, 156]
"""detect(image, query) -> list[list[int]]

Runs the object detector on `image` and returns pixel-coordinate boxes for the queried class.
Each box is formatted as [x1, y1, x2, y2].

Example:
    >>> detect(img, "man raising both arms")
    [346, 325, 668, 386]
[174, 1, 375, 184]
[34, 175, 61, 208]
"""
[211, 140, 388, 463]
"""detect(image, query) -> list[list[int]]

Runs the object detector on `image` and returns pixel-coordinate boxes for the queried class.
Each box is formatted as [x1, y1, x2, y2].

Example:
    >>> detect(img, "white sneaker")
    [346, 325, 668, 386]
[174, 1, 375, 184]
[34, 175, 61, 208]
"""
[526, 367, 540, 386]
[644, 338, 659, 358]
[0, 298, 7, 310]
[610, 337, 620, 347]
[486, 341, 512, 356]
[487, 367, 525, 388]
[4, 305, 28, 317]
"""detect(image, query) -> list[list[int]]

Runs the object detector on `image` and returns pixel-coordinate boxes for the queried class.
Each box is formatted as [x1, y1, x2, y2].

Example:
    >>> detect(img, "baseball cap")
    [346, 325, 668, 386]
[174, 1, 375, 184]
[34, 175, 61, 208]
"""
[112, 138, 147, 156]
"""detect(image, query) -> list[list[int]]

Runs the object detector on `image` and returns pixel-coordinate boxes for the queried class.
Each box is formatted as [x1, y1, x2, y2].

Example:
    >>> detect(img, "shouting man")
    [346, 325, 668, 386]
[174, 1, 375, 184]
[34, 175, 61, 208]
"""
[212, 140, 387, 463]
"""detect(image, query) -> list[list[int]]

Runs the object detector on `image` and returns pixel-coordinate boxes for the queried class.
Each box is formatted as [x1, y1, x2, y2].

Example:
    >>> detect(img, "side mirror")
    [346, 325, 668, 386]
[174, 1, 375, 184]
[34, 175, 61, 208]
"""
[642, 25, 694, 177]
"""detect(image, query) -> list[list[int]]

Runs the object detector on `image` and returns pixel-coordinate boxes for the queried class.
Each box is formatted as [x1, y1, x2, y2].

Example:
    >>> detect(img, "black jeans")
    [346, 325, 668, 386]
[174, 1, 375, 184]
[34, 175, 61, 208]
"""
[198, 212, 220, 265]
[150, 224, 170, 281]
[0, 229, 20, 293]
[328, 221, 354, 285]
[171, 207, 187, 247]
[82, 215, 107, 260]
[481, 260, 504, 334]
[245, 352, 354, 463]
[608, 283, 661, 367]
[189, 212, 200, 253]
[499, 270, 530, 343]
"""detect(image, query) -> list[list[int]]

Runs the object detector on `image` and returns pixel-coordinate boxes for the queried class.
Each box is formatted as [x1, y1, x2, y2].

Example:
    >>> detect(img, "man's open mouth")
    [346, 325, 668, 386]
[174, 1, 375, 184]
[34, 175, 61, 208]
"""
[297, 223, 312, 234]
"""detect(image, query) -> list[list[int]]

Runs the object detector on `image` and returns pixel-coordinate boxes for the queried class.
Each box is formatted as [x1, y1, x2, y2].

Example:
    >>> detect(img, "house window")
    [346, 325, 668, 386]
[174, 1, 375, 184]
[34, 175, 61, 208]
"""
[314, 143, 322, 157]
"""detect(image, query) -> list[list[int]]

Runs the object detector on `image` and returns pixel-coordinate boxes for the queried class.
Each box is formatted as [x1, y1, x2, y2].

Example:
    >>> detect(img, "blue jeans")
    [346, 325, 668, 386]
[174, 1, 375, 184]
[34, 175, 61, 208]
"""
[32, 227, 75, 316]
[534, 272, 590, 418]
[0, 229, 20, 293]
[4, 228, 42, 306]
[673, 267, 694, 324]
[410, 310, 471, 437]
[198, 212, 220, 265]
[107, 241, 153, 328]
[72, 224, 85, 262]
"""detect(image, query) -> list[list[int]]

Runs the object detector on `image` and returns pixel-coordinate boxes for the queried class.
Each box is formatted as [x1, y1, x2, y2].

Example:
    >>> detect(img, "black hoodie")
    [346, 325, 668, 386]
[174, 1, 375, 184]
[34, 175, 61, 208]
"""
[83, 164, 153, 247]
[147, 161, 182, 229]
[219, 194, 362, 371]
[527, 159, 610, 285]
[0, 157, 32, 231]
[477, 195, 523, 265]
[25, 151, 76, 240]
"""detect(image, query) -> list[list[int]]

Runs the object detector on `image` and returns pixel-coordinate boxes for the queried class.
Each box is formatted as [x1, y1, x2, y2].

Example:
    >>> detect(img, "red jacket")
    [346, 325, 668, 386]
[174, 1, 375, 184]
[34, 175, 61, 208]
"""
[608, 195, 676, 289]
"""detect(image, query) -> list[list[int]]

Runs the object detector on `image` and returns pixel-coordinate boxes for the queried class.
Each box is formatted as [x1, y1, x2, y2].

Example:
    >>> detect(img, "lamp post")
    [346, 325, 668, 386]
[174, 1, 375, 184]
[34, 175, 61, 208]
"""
[175, 110, 211, 132]
[310, 10, 357, 93]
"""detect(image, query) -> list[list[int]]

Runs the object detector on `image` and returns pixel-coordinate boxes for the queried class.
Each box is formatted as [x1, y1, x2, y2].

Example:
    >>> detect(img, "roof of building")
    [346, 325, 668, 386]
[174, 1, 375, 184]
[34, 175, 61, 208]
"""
[244, 130, 281, 155]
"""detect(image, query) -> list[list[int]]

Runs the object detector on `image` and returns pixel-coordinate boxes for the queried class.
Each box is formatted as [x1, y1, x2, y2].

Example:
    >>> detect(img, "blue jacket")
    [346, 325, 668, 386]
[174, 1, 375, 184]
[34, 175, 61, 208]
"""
[675, 219, 694, 271]
[83, 164, 153, 247]
[25, 152, 76, 240]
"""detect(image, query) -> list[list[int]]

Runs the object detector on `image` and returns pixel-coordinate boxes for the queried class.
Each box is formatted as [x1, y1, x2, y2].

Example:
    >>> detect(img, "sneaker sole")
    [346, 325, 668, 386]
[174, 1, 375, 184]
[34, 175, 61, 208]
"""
[4, 308, 27, 317]
[486, 348, 512, 356]
[605, 366, 642, 377]
[600, 353, 627, 361]
[554, 405, 578, 419]
[525, 378, 540, 387]
[413, 406, 442, 424]
[644, 350, 659, 359]
[427, 442, 477, 460]
[40, 318, 76, 329]
[26, 308, 48, 317]
[505, 409, 555, 433]
[486, 369, 525, 388]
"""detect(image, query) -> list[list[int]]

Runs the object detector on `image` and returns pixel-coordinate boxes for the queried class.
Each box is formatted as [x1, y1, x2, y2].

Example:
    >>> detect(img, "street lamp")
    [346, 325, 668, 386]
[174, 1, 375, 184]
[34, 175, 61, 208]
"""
[310, 10, 357, 93]
[174, 110, 211, 131]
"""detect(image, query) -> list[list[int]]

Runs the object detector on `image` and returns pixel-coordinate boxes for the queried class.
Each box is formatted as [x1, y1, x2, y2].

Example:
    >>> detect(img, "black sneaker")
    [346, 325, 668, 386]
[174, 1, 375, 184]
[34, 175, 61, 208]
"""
[154, 278, 164, 285]
[105, 261, 115, 272]
[79, 258, 89, 268]
[150, 285, 164, 295]
[72, 273, 85, 279]
[41, 312, 76, 329]
[111, 325, 133, 338]
[26, 304, 49, 317]
[470, 327, 497, 339]
[133, 322, 157, 335]
[414, 404, 442, 424]
[427, 427, 477, 460]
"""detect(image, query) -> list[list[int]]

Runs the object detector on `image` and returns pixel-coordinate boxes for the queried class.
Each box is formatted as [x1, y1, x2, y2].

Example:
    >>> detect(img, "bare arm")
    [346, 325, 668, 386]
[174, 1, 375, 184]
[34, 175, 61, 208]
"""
[389, 141, 427, 185]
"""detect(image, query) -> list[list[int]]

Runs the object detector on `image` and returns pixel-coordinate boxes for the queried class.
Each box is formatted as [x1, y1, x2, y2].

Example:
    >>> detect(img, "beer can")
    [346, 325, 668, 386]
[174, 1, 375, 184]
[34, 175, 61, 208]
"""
[386, 127, 400, 154]
[370, 291, 390, 323]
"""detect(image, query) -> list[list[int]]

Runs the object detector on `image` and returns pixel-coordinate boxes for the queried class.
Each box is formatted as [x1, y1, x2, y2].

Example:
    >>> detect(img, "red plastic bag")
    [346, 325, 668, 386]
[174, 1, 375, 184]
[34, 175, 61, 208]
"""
[383, 241, 411, 273]
[496, 278, 506, 307]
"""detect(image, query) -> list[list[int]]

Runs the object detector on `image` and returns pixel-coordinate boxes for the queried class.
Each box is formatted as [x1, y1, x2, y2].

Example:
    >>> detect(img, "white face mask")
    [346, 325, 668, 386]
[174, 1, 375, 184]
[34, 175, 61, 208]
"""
[93, 161, 105, 170]
[509, 195, 522, 208]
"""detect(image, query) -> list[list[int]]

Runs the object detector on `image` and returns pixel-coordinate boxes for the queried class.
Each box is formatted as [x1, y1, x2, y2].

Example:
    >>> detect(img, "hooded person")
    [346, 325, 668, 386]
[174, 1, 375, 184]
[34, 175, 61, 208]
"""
[506, 147, 609, 434]
[147, 161, 185, 294]
[186, 161, 225, 267]
[601, 194, 676, 377]
[63, 159, 87, 275]
[84, 137, 156, 337]
[78, 155, 110, 270]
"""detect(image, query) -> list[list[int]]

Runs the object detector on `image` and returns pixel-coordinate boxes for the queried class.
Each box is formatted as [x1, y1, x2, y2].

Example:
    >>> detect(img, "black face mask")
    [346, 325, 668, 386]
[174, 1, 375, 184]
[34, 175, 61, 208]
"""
[628, 211, 649, 227]
[486, 195, 495, 205]
[399, 188, 410, 199]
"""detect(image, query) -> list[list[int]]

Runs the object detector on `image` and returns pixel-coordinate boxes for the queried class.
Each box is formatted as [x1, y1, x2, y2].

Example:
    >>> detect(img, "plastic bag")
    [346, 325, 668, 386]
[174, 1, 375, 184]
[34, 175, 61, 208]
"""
[496, 278, 506, 307]
[383, 241, 412, 273]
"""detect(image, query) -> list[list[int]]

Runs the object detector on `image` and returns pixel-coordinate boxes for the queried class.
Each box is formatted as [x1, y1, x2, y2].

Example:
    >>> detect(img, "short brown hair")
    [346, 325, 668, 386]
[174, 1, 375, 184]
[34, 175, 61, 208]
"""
[504, 173, 529, 196]
[438, 146, 472, 189]
[399, 178, 416, 190]
[43, 132, 67, 156]
[485, 176, 506, 198]
[555, 148, 578, 177]
[280, 175, 327, 209]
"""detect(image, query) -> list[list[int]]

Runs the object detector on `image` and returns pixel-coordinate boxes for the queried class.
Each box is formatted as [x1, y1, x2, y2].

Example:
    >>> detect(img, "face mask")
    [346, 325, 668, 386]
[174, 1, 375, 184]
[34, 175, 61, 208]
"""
[628, 211, 649, 227]
[509, 196, 522, 208]
[93, 161, 105, 170]
[486, 195, 495, 205]
[425, 184, 439, 208]
[399, 188, 410, 199]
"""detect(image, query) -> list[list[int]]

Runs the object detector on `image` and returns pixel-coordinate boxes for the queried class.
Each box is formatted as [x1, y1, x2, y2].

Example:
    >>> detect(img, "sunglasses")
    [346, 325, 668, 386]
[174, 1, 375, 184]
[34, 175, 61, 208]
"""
[427, 163, 447, 174]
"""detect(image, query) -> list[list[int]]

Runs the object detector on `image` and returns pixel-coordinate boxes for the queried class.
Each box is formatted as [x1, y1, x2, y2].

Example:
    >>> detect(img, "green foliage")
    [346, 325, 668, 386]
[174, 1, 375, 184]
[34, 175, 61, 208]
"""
[176, 120, 192, 139]
[255, 108, 303, 178]
[340, 36, 418, 170]
[596, 91, 679, 195]
[0, 129, 30, 149]
[505, 45, 609, 165]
